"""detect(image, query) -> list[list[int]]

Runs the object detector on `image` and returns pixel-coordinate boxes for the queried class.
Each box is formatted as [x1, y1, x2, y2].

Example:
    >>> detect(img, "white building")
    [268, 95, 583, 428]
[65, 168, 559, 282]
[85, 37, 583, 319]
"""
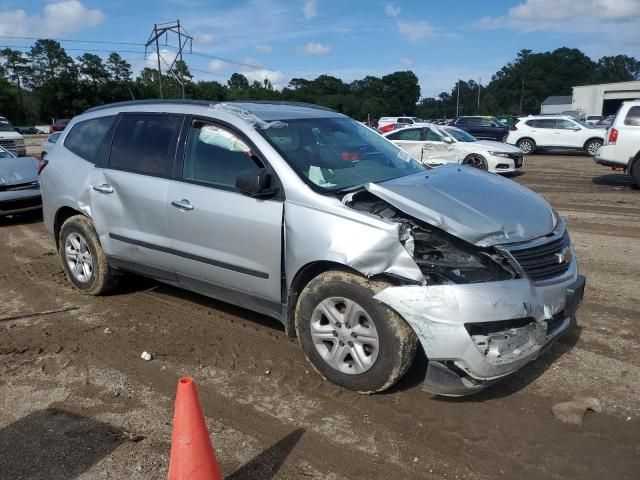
[540, 95, 573, 114]
[572, 81, 640, 116]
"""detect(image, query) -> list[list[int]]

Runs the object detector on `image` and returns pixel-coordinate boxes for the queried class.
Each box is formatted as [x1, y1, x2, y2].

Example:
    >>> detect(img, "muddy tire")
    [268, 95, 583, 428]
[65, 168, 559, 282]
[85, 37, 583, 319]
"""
[295, 270, 418, 393]
[58, 215, 118, 295]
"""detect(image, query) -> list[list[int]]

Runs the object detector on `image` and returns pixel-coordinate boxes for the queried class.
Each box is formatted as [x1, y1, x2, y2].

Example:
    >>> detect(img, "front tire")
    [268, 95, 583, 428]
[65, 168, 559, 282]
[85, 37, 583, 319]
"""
[584, 138, 603, 156]
[295, 271, 418, 393]
[463, 154, 488, 170]
[517, 138, 536, 155]
[59, 215, 118, 295]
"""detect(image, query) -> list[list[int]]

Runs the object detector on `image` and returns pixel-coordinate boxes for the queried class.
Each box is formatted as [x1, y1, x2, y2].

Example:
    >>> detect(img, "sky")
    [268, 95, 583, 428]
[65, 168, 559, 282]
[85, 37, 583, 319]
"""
[0, 0, 639, 98]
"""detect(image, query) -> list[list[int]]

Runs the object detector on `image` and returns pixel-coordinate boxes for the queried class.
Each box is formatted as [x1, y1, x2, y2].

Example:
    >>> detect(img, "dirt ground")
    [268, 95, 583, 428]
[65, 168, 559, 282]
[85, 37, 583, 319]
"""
[1, 153, 639, 479]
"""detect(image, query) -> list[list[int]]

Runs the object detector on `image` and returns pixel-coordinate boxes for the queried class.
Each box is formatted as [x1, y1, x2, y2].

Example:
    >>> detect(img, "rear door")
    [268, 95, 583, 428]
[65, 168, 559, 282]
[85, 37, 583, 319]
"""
[528, 119, 555, 147]
[89, 112, 184, 278]
[166, 118, 283, 316]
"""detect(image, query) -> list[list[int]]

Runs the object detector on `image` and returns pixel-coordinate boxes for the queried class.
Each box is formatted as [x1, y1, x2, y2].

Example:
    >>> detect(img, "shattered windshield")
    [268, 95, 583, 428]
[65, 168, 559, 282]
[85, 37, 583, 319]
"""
[260, 117, 425, 191]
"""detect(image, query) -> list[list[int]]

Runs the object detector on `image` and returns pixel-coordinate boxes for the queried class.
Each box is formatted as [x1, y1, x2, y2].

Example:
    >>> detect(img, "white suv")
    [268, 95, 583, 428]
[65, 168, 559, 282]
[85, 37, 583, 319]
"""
[594, 100, 640, 186]
[507, 115, 606, 155]
[378, 116, 424, 133]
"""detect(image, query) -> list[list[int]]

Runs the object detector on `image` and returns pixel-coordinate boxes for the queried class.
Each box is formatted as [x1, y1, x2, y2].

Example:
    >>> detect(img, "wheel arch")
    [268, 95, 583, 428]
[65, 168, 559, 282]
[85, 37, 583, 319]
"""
[54, 206, 88, 249]
[583, 137, 604, 149]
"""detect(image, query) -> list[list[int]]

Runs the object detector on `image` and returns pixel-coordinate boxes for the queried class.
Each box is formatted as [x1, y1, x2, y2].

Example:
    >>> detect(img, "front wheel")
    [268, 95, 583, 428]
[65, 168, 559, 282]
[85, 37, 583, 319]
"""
[59, 215, 118, 295]
[585, 139, 603, 156]
[463, 154, 488, 170]
[502, 133, 509, 143]
[295, 271, 418, 393]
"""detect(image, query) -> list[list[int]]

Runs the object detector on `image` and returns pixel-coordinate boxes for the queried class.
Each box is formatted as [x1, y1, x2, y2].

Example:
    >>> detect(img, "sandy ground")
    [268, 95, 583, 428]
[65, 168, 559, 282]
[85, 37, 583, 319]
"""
[0, 153, 639, 479]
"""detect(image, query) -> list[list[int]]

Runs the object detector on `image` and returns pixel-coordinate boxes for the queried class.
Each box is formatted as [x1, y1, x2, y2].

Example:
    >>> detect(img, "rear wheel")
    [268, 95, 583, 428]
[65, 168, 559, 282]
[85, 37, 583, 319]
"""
[501, 133, 509, 143]
[463, 154, 488, 170]
[59, 215, 118, 295]
[517, 138, 536, 155]
[295, 271, 418, 393]
[631, 156, 640, 188]
[584, 138, 603, 156]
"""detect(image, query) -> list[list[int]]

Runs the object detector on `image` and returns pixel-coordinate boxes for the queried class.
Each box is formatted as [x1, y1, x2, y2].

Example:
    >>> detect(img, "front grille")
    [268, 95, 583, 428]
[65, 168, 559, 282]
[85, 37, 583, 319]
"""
[507, 231, 571, 281]
[0, 181, 38, 192]
[0, 139, 16, 148]
[0, 195, 41, 212]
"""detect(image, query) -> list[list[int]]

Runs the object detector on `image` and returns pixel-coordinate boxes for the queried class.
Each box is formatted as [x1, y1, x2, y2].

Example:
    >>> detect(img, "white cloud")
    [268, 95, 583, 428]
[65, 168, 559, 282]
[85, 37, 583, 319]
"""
[301, 42, 331, 55]
[509, 0, 640, 21]
[254, 44, 273, 53]
[0, 0, 104, 37]
[243, 56, 261, 67]
[241, 68, 285, 88]
[400, 58, 413, 66]
[195, 32, 214, 45]
[302, 0, 317, 18]
[208, 59, 226, 72]
[384, 3, 401, 17]
[397, 20, 435, 42]
[146, 49, 178, 70]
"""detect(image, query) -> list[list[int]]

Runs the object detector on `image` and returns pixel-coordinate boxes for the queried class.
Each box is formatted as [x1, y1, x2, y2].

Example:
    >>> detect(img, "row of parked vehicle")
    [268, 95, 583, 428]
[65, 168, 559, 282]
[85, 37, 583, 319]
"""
[1, 99, 586, 398]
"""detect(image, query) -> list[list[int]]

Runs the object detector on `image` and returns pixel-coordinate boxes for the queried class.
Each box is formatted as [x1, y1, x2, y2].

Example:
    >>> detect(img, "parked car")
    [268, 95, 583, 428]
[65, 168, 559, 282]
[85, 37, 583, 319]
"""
[41, 100, 584, 396]
[41, 132, 62, 158]
[377, 116, 425, 133]
[448, 116, 510, 142]
[593, 100, 640, 186]
[384, 124, 523, 173]
[507, 116, 606, 155]
[50, 118, 70, 133]
[0, 145, 41, 217]
[585, 115, 603, 126]
[0, 116, 26, 156]
[14, 126, 41, 135]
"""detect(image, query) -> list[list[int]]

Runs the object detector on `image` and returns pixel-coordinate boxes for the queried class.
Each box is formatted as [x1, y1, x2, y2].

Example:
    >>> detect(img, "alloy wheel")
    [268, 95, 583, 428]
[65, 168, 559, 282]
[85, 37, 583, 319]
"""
[310, 297, 380, 374]
[64, 232, 94, 283]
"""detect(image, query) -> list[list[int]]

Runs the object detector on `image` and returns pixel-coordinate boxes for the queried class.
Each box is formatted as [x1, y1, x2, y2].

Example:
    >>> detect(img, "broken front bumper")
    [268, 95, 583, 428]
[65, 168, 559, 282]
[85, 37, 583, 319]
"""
[374, 266, 585, 396]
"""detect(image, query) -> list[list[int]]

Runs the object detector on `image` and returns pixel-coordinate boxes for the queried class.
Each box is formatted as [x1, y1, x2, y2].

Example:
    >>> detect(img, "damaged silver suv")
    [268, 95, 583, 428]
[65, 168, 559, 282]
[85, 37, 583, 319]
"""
[41, 100, 585, 396]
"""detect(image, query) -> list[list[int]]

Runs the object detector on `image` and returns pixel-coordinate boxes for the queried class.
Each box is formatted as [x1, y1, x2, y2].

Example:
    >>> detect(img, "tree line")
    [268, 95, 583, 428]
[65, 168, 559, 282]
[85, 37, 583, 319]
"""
[0, 39, 638, 125]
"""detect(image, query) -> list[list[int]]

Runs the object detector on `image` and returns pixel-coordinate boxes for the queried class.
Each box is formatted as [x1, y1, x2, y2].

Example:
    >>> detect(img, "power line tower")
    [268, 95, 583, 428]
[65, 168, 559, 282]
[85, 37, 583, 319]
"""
[145, 20, 193, 99]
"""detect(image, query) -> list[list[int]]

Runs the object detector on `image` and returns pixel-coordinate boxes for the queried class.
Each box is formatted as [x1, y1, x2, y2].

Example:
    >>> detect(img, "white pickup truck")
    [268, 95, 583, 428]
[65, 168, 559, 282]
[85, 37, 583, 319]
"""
[594, 100, 640, 187]
[0, 116, 26, 156]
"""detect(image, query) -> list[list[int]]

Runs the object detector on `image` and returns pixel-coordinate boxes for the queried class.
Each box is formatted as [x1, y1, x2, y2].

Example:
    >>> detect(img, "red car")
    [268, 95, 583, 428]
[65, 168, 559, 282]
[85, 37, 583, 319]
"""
[50, 118, 70, 133]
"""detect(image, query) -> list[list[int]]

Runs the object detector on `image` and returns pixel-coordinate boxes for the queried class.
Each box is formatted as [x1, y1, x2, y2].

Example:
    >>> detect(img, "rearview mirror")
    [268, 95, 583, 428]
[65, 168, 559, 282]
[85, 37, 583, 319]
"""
[443, 136, 454, 144]
[236, 168, 279, 198]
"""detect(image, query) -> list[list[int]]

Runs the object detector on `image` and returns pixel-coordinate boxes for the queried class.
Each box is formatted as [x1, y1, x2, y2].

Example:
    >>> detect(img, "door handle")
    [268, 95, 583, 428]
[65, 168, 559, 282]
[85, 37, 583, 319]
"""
[92, 184, 114, 194]
[171, 199, 194, 211]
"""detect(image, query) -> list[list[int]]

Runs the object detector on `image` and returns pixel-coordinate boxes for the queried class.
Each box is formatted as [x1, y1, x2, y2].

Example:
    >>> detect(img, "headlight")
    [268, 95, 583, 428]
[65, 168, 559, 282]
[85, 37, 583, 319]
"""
[409, 226, 516, 284]
[488, 151, 513, 158]
[15, 139, 25, 146]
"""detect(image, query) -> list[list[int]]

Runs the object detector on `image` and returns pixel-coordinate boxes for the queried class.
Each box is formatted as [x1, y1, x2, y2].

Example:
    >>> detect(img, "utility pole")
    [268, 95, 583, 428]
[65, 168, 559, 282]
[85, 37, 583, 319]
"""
[456, 79, 460, 117]
[145, 20, 193, 99]
[519, 76, 525, 116]
[477, 77, 481, 113]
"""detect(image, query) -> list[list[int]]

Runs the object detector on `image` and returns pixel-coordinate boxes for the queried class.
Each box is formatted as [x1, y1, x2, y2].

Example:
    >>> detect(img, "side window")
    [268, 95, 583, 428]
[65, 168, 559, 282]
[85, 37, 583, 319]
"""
[109, 114, 182, 176]
[624, 106, 640, 126]
[397, 118, 411, 124]
[468, 117, 483, 126]
[478, 118, 492, 126]
[63, 115, 116, 163]
[555, 119, 577, 129]
[183, 121, 261, 188]
[49, 132, 61, 143]
[393, 128, 421, 141]
[422, 128, 442, 141]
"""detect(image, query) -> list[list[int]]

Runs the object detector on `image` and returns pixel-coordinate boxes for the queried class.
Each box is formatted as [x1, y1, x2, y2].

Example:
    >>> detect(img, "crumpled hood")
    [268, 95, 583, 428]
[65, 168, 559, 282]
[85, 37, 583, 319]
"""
[364, 164, 555, 246]
[0, 156, 39, 186]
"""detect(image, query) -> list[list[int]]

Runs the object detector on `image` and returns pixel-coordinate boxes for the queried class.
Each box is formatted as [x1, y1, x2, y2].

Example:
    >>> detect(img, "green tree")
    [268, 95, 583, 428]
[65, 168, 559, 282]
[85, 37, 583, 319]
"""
[0, 48, 30, 122]
[105, 52, 132, 82]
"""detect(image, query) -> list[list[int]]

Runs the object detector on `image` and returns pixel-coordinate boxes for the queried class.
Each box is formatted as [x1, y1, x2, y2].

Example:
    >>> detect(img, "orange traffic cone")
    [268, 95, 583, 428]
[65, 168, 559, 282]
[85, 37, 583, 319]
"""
[168, 377, 223, 480]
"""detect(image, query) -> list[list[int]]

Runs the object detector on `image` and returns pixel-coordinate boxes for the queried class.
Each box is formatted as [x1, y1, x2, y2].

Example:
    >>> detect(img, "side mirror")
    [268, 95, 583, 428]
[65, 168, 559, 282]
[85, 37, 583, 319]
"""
[236, 168, 279, 198]
[443, 136, 454, 144]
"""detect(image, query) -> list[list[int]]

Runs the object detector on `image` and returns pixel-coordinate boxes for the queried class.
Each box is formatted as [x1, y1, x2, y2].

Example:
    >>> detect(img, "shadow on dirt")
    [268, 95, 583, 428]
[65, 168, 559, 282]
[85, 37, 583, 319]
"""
[592, 173, 636, 188]
[0, 408, 124, 479]
[0, 210, 43, 226]
[227, 428, 305, 480]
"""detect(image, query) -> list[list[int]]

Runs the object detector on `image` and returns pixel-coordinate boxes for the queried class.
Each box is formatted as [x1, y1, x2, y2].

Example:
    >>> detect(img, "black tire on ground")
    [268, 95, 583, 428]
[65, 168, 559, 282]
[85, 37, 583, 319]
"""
[58, 215, 118, 295]
[584, 138, 603, 156]
[631, 157, 640, 188]
[501, 133, 509, 143]
[463, 154, 488, 170]
[517, 138, 536, 155]
[295, 270, 418, 393]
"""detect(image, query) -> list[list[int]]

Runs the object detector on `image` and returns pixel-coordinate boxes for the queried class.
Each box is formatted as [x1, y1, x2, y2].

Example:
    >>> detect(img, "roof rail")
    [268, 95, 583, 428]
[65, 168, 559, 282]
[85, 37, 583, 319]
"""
[84, 99, 335, 114]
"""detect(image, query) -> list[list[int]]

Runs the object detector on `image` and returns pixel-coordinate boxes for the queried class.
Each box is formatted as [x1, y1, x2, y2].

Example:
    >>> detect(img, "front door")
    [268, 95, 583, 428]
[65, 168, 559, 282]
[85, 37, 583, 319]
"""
[553, 119, 584, 148]
[420, 127, 460, 166]
[166, 119, 283, 317]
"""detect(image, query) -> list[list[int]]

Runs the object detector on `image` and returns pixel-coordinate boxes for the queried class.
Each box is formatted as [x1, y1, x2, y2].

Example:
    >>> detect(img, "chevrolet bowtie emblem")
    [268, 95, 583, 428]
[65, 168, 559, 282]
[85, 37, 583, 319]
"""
[556, 247, 572, 264]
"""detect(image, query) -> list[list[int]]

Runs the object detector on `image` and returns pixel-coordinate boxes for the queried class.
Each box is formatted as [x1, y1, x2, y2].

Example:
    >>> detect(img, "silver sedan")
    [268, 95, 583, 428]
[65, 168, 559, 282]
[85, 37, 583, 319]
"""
[0, 145, 41, 217]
